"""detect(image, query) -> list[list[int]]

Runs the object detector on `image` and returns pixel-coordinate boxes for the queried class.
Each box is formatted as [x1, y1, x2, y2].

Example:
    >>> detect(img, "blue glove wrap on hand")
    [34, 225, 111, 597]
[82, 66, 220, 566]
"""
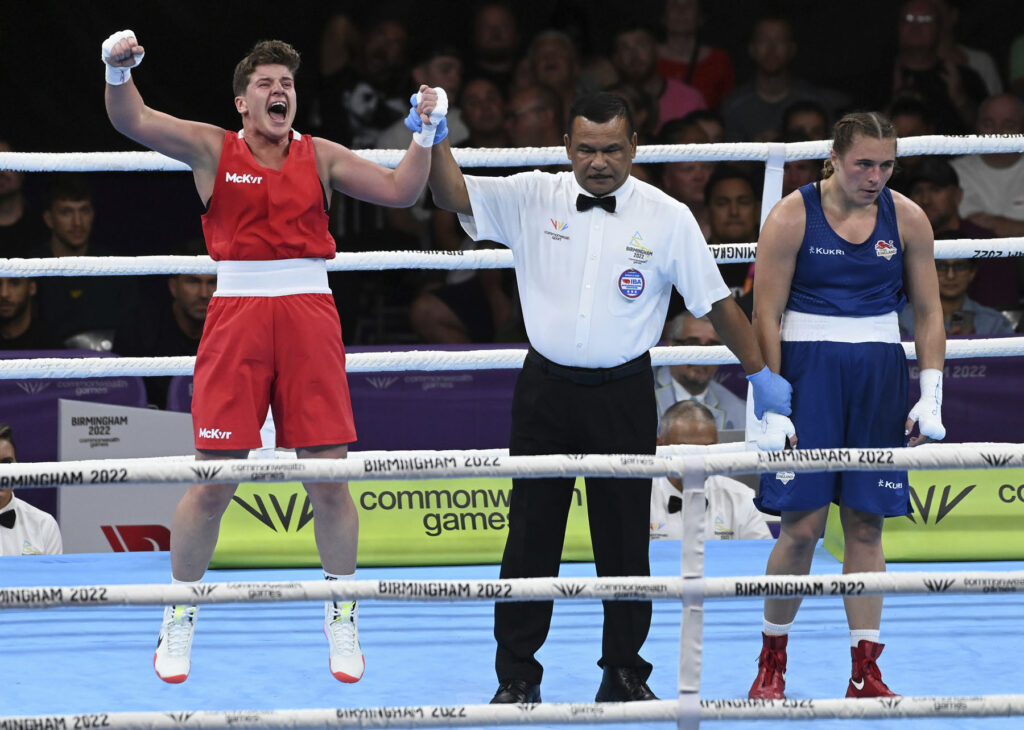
[403, 95, 449, 145]
[746, 365, 793, 419]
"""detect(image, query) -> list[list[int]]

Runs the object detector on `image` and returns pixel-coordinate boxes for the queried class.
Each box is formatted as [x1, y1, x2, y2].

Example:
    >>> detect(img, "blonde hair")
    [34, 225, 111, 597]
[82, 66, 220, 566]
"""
[822, 112, 897, 179]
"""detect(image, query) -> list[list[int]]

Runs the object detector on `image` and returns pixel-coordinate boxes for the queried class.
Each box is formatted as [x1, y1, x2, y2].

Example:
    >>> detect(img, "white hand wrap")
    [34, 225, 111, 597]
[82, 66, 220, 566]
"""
[101, 30, 145, 86]
[907, 368, 945, 440]
[412, 87, 449, 147]
[756, 412, 796, 452]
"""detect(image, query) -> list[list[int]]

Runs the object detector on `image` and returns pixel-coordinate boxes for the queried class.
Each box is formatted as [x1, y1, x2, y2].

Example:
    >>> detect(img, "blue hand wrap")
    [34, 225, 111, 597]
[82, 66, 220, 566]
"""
[403, 96, 449, 145]
[746, 365, 793, 419]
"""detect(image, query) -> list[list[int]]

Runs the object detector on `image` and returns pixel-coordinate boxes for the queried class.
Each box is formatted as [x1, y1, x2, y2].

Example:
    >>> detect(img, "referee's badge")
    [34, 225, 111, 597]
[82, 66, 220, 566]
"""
[618, 268, 645, 299]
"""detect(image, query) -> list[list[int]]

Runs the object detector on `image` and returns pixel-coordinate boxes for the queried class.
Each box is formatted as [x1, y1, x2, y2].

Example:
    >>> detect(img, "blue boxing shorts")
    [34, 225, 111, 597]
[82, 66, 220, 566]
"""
[756, 340, 910, 517]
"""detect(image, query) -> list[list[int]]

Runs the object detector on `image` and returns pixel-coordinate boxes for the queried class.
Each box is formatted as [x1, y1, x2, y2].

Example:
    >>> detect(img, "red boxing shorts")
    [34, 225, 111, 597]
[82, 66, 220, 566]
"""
[192, 292, 356, 450]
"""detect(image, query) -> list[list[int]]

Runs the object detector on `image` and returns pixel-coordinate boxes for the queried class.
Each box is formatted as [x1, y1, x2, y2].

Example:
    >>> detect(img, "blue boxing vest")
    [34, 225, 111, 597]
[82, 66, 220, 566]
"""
[786, 182, 906, 317]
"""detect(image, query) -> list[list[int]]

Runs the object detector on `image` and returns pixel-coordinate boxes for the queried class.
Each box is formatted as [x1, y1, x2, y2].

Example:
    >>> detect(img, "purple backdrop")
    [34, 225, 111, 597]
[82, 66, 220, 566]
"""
[5, 345, 1020, 521]
[0, 350, 148, 516]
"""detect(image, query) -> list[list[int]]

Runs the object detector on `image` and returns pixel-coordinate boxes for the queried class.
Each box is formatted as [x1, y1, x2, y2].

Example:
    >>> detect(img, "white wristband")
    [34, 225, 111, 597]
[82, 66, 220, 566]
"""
[106, 65, 132, 86]
[413, 127, 436, 147]
[919, 368, 943, 406]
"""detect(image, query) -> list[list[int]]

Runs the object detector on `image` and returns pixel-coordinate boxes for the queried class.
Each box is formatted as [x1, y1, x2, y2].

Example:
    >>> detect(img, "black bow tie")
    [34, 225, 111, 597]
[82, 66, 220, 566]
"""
[668, 495, 681, 514]
[576, 194, 616, 213]
[0, 509, 15, 529]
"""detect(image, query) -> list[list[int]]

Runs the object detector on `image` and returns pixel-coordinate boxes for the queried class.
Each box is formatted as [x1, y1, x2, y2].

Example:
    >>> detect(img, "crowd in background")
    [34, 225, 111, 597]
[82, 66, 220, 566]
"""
[2, 0, 1024, 409]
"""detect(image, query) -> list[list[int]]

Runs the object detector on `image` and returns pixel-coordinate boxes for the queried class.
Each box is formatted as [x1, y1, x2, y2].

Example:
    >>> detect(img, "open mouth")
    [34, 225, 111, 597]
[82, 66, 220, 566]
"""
[268, 101, 288, 122]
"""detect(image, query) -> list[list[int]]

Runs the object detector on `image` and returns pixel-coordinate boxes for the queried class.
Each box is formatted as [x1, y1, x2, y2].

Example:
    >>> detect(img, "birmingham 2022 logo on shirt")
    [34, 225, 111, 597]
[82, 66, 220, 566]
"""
[543, 219, 570, 241]
[626, 230, 653, 265]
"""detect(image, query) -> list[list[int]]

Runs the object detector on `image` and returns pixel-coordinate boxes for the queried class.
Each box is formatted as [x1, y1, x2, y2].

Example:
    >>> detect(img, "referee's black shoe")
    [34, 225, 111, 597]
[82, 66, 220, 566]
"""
[490, 679, 541, 703]
[595, 667, 658, 702]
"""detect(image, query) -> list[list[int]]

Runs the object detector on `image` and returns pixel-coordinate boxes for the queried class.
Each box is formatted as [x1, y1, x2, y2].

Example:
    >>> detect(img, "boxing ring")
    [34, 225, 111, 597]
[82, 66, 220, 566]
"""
[2, 136, 1024, 729]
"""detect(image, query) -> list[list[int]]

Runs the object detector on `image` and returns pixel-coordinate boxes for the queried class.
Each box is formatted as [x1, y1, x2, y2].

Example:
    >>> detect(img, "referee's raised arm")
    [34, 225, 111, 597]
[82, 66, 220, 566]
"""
[429, 138, 473, 216]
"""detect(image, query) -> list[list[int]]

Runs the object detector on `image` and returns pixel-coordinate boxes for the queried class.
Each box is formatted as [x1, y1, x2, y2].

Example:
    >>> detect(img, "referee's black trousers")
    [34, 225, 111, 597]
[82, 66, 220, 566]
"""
[494, 351, 657, 685]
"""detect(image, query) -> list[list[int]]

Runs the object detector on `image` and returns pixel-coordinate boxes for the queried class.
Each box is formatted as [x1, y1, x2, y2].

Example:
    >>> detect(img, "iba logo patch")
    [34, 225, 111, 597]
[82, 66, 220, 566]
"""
[874, 240, 897, 260]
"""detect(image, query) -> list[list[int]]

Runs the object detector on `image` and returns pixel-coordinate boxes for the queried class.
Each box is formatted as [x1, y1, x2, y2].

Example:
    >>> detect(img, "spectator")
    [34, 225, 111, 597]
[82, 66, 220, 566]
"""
[304, 12, 360, 142]
[899, 250, 1014, 337]
[889, 0, 987, 134]
[781, 132, 822, 198]
[33, 174, 137, 349]
[721, 13, 848, 142]
[903, 156, 1018, 308]
[0, 277, 59, 350]
[649, 400, 770, 541]
[355, 19, 413, 144]
[654, 311, 746, 430]
[611, 23, 706, 135]
[1010, 31, 1024, 96]
[317, 17, 411, 149]
[886, 96, 938, 189]
[465, 2, 522, 93]
[888, 95, 937, 141]
[781, 100, 830, 140]
[0, 424, 62, 556]
[934, 0, 1003, 97]
[506, 84, 565, 150]
[950, 93, 1024, 238]
[524, 30, 588, 124]
[113, 240, 216, 408]
[705, 165, 759, 294]
[656, 0, 736, 111]
[659, 117, 714, 239]
[685, 108, 726, 143]
[606, 83, 660, 146]
[0, 139, 46, 259]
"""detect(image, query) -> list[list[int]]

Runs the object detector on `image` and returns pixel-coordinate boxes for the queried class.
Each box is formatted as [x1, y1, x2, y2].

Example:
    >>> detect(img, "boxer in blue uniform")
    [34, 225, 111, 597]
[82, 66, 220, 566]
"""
[748, 112, 946, 700]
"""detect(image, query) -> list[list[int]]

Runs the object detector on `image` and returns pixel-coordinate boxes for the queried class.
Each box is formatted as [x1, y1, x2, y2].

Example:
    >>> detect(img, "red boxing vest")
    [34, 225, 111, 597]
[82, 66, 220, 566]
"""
[201, 130, 336, 261]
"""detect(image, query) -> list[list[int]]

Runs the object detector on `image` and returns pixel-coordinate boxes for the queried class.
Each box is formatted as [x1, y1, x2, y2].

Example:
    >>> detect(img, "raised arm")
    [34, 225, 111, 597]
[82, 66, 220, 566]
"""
[316, 85, 443, 208]
[102, 30, 223, 196]
[428, 138, 473, 216]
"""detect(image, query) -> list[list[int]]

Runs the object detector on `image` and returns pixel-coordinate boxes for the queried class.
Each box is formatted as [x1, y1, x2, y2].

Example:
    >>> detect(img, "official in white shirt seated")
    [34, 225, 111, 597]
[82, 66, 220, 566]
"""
[0, 423, 63, 556]
[650, 401, 771, 541]
[654, 310, 747, 430]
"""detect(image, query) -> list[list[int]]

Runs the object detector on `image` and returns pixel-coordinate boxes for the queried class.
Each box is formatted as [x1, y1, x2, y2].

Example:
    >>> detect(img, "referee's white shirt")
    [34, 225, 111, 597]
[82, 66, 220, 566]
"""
[0, 496, 63, 556]
[458, 171, 730, 368]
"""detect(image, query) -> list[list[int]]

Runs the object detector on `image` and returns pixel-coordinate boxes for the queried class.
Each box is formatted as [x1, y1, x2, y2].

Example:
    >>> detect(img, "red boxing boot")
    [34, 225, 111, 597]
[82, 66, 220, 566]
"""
[846, 640, 898, 698]
[748, 633, 788, 700]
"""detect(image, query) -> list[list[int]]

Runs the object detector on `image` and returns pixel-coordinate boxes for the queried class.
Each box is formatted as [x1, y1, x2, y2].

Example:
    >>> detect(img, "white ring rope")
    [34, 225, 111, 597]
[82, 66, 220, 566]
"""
[0, 443, 1020, 488]
[0, 337, 1020, 379]
[3, 569, 1023, 609]
[3, 134, 1023, 172]
[0, 239, 1021, 276]
[5, 695, 1022, 730]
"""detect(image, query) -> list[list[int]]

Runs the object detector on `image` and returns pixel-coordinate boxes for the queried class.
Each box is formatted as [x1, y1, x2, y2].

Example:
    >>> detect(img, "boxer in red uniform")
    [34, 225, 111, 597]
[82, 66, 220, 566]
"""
[103, 30, 447, 684]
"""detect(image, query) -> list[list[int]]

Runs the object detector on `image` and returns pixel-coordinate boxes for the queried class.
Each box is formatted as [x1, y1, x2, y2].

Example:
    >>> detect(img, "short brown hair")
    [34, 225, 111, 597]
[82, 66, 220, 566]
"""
[232, 40, 301, 96]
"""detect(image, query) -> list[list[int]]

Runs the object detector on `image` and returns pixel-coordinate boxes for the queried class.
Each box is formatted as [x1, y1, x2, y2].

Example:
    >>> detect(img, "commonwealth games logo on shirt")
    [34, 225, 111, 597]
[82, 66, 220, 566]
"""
[544, 219, 570, 241]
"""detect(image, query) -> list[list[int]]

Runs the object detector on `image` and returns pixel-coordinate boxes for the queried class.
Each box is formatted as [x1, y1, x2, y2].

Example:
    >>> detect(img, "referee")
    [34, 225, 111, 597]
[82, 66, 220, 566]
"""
[428, 92, 793, 703]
